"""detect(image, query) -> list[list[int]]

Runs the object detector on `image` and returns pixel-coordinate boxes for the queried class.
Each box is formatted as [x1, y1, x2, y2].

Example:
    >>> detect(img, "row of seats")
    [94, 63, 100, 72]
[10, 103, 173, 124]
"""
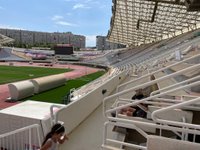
[102, 42, 200, 149]
[0, 48, 25, 61]
[0, 34, 14, 45]
[114, 35, 200, 73]
[70, 30, 200, 112]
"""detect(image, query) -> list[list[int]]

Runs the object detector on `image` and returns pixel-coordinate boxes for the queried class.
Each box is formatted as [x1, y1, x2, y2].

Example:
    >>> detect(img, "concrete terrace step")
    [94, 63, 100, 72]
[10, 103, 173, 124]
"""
[153, 71, 188, 96]
[164, 62, 200, 78]
[102, 145, 124, 150]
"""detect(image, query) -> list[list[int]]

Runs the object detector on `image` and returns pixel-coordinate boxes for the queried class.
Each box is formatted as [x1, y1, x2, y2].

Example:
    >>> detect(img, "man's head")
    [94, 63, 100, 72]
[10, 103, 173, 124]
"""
[135, 89, 143, 95]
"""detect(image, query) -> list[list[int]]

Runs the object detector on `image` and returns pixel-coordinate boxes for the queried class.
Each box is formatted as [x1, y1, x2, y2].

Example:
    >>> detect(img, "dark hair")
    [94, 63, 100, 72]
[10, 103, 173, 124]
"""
[42, 123, 65, 146]
[111, 111, 116, 117]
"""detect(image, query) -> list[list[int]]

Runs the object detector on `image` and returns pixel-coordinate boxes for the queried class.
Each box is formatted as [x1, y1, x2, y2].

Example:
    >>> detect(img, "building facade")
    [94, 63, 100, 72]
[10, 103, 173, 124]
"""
[0, 28, 85, 49]
[96, 36, 126, 50]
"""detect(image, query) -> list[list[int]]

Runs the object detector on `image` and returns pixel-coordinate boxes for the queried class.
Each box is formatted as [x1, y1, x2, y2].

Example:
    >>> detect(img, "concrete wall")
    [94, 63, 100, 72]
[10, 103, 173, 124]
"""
[56, 71, 128, 134]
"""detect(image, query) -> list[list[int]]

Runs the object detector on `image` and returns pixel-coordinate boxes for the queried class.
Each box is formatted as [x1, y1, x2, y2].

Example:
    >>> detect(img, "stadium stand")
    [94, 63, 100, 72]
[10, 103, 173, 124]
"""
[56, 32, 200, 149]
[102, 51, 200, 150]
[0, 48, 25, 61]
[11, 49, 32, 60]
[0, 33, 14, 45]
[0, 36, 200, 150]
[1, 1, 200, 150]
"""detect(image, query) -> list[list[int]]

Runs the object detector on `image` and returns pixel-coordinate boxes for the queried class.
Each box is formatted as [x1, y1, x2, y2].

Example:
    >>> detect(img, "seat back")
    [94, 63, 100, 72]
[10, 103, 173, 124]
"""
[117, 114, 156, 133]
[147, 105, 193, 123]
[147, 135, 200, 150]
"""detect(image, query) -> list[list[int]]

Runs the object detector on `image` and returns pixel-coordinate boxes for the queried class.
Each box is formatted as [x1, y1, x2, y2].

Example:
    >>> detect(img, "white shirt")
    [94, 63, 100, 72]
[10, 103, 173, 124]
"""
[47, 138, 58, 150]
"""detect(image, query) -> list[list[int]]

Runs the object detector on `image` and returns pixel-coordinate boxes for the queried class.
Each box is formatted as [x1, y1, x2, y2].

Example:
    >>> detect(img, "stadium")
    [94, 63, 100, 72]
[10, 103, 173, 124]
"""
[0, 0, 200, 150]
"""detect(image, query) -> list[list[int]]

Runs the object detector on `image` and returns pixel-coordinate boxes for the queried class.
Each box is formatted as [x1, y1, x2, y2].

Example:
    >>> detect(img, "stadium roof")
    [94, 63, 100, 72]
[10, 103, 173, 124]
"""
[107, 0, 200, 46]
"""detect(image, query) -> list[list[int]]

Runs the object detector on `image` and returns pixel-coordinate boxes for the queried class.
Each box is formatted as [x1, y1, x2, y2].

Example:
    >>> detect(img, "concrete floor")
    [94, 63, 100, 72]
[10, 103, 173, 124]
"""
[59, 76, 136, 150]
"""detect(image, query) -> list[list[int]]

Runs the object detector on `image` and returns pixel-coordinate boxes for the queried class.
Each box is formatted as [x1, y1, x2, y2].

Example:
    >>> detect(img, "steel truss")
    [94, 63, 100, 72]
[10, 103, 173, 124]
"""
[107, 0, 200, 46]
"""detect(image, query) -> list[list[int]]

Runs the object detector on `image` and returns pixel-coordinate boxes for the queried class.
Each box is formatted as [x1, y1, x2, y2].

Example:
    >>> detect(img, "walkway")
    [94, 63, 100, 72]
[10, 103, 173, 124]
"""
[0, 62, 101, 109]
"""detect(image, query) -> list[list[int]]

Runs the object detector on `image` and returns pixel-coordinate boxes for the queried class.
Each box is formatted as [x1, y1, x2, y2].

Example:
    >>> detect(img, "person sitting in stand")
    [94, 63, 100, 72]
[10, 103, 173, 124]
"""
[130, 89, 148, 118]
[111, 89, 148, 118]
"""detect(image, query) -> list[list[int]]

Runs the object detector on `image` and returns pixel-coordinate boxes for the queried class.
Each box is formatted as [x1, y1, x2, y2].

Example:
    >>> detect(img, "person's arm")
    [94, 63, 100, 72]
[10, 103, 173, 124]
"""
[40, 140, 52, 150]
[58, 134, 68, 144]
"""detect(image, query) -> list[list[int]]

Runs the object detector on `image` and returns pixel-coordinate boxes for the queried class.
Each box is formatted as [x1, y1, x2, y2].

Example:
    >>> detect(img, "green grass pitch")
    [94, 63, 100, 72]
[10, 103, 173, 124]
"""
[24, 71, 105, 104]
[0, 65, 72, 84]
[0, 65, 105, 104]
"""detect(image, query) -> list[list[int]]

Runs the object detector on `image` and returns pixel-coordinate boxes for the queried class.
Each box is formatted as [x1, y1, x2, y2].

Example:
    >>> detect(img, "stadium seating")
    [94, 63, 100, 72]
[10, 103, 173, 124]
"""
[1, 25, 200, 150]
[0, 34, 14, 45]
[147, 135, 200, 150]
[0, 48, 25, 61]
[101, 35, 200, 149]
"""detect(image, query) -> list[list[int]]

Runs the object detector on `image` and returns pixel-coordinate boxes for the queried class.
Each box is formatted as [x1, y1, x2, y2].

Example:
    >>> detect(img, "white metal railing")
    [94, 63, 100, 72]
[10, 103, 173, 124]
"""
[69, 88, 76, 101]
[143, 101, 200, 112]
[103, 94, 200, 149]
[150, 75, 200, 96]
[101, 36, 200, 149]
[116, 75, 199, 107]
[0, 124, 41, 150]
[102, 77, 200, 149]
[106, 115, 200, 136]
[71, 68, 123, 100]
[103, 74, 200, 149]
[112, 68, 200, 111]
[103, 64, 200, 114]
[104, 80, 200, 116]
[152, 96, 200, 129]
[117, 53, 200, 92]
[102, 116, 200, 150]
[50, 105, 66, 125]
[102, 121, 148, 150]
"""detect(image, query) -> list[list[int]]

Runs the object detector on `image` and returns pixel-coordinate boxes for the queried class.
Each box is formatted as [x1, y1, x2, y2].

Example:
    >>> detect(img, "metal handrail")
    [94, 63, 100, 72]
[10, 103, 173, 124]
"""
[144, 101, 200, 111]
[116, 53, 200, 92]
[107, 116, 200, 135]
[102, 116, 200, 150]
[50, 105, 66, 125]
[104, 81, 200, 116]
[102, 121, 148, 150]
[152, 97, 200, 129]
[0, 124, 42, 150]
[116, 75, 199, 105]
[150, 75, 200, 96]
[102, 43, 200, 149]
[103, 82, 200, 149]
[103, 64, 200, 115]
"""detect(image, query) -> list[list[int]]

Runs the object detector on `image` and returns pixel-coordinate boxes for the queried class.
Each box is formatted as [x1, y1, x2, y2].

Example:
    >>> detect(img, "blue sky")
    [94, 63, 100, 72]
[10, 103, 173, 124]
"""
[0, 0, 112, 46]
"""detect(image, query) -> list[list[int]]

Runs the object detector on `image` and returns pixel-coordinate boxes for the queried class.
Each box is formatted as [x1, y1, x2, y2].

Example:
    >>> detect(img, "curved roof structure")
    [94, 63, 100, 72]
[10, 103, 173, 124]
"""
[107, 0, 200, 46]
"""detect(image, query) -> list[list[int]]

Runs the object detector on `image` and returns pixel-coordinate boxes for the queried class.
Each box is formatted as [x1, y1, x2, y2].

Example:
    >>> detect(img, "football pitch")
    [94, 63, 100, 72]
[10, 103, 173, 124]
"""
[0, 65, 71, 84]
[24, 71, 105, 104]
[0, 65, 105, 104]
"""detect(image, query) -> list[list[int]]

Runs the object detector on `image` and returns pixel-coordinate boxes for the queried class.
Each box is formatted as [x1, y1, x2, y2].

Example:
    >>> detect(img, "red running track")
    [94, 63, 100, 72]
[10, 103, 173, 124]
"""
[0, 62, 102, 109]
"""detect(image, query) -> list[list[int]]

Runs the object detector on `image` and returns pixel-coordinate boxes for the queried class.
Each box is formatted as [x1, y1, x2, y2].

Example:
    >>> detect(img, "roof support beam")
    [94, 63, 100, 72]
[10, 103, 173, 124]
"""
[143, 0, 185, 5]
[107, 0, 200, 46]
